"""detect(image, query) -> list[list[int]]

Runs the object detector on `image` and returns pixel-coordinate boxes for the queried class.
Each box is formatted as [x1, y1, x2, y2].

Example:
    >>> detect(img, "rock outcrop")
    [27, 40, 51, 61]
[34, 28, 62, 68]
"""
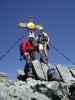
[0, 63, 75, 100]
[0, 77, 75, 100]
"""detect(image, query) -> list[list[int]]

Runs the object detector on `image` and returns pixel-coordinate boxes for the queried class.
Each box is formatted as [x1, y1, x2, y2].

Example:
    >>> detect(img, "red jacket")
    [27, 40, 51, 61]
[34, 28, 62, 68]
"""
[20, 40, 35, 56]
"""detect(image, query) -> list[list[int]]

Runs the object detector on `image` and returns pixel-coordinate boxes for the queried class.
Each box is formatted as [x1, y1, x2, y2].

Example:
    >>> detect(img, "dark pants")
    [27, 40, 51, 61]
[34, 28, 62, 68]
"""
[24, 52, 35, 77]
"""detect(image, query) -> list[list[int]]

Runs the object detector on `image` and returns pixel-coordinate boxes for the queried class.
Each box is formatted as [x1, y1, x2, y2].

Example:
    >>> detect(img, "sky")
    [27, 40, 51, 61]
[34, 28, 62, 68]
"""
[0, 0, 75, 80]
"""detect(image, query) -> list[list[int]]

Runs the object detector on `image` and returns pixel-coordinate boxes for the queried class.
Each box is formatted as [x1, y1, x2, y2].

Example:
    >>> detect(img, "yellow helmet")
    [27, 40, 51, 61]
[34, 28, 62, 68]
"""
[27, 22, 36, 30]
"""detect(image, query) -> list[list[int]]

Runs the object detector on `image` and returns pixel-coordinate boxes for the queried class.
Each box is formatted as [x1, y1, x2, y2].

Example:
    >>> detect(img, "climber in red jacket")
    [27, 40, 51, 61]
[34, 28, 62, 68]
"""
[20, 39, 36, 78]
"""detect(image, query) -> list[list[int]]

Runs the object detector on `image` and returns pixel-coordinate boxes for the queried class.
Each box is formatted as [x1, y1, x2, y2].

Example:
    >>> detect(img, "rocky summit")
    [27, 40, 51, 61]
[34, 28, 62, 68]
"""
[0, 63, 75, 100]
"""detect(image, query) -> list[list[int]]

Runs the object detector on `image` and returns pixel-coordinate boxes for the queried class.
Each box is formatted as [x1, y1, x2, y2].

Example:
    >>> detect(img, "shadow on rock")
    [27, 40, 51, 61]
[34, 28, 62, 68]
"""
[31, 84, 61, 100]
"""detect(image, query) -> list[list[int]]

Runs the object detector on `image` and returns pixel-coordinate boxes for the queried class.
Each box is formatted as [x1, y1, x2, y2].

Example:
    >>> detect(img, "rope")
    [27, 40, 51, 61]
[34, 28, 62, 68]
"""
[0, 35, 25, 61]
[51, 44, 75, 65]
[0, 33, 75, 66]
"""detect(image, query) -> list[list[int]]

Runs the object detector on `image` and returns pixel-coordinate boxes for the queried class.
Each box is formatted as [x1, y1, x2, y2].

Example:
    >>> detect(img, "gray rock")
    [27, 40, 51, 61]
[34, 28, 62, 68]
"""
[57, 64, 75, 82]
[70, 69, 75, 77]
[0, 63, 75, 100]
[32, 60, 48, 80]
[16, 69, 25, 77]
[0, 78, 72, 100]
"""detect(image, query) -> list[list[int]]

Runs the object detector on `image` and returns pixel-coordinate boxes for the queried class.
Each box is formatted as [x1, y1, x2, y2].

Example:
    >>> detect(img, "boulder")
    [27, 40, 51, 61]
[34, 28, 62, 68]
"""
[0, 63, 75, 100]
[32, 60, 48, 80]
[0, 74, 74, 100]
[57, 64, 75, 82]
